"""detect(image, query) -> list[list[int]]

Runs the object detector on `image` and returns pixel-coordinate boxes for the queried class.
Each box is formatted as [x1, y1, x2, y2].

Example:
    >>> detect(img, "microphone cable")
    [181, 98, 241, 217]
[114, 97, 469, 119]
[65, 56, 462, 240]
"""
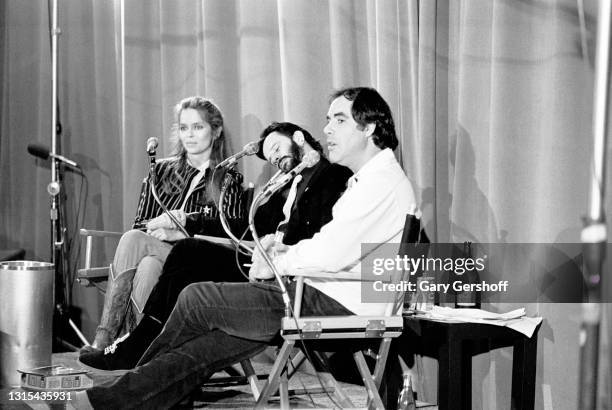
[218, 168, 255, 256]
[147, 153, 190, 238]
[247, 183, 343, 409]
[247, 150, 322, 310]
[235, 225, 254, 282]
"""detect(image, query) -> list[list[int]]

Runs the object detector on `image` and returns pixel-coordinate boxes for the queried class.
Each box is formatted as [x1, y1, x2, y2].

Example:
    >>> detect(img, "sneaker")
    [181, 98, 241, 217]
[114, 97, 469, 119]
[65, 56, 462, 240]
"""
[77, 333, 135, 374]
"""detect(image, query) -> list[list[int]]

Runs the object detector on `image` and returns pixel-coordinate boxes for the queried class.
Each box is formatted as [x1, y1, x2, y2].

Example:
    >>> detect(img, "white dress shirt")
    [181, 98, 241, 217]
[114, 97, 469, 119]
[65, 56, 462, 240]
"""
[273, 148, 420, 316]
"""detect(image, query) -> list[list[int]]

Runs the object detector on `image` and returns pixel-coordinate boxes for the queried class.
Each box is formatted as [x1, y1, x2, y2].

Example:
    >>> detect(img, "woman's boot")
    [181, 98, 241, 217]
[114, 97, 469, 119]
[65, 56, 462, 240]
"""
[91, 265, 136, 349]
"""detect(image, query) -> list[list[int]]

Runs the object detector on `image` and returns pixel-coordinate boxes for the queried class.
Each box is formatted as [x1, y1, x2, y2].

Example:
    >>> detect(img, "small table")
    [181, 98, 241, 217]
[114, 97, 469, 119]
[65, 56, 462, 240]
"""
[403, 315, 540, 410]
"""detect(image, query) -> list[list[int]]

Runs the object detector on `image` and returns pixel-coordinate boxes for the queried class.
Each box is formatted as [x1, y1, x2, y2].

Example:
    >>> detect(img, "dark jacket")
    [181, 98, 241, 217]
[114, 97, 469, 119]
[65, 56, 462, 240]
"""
[255, 157, 353, 245]
[133, 157, 245, 237]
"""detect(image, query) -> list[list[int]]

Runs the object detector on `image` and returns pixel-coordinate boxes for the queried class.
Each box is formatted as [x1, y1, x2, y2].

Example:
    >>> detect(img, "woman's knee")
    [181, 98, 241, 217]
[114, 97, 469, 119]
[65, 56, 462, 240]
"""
[116, 229, 148, 253]
[114, 229, 170, 269]
[111, 230, 149, 270]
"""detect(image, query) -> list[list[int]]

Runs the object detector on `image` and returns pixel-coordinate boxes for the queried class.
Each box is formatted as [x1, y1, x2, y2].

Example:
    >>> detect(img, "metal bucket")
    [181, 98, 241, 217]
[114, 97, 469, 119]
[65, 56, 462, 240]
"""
[0, 261, 54, 387]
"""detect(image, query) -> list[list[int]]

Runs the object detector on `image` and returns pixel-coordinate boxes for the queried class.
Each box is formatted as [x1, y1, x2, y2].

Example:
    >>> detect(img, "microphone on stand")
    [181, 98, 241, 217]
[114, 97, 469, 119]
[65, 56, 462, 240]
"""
[261, 150, 320, 199]
[144, 136, 189, 237]
[146, 137, 159, 173]
[215, 141, 259, 169]
[246, 150, 320, 317]
[146, 137, 159, 157]
[27, 143, 80, 168]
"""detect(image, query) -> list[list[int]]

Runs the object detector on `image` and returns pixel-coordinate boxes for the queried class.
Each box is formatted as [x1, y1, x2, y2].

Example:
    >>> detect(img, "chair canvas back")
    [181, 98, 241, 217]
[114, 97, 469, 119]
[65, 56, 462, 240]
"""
[383, 214, 428, 317]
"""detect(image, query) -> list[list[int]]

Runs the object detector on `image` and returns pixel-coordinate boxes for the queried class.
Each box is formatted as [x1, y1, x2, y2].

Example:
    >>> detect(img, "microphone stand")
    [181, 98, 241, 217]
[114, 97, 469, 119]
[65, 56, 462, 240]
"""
[44, 0, 89, 351]
[578, 0, 610, 408]
[48, 0, 73, 351]
[218, 166, 254, 255]
[147, 153, 189, 238]
[248, 176, 295, 318]
[246, 152, 321, 316]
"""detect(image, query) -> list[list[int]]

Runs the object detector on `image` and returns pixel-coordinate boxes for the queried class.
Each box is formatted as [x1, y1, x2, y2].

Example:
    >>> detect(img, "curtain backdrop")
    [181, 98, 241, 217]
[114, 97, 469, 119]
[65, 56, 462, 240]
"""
[1, 0, 610, 408]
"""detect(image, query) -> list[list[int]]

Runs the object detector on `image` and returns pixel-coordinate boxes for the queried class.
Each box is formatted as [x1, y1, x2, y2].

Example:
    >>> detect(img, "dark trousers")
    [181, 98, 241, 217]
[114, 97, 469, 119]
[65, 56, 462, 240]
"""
[86, 281, 353, 409]
[143, 237, 250, 323]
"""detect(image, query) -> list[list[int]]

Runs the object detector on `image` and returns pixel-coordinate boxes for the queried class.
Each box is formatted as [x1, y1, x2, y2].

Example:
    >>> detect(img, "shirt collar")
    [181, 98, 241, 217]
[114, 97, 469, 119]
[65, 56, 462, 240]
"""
[348, 148, 395, 187]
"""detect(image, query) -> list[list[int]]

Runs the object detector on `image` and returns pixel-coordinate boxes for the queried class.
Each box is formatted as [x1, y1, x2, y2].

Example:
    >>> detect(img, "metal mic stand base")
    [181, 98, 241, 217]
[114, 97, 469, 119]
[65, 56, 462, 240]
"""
[52, 305, 84, 352]
[50, 244, 90, 352]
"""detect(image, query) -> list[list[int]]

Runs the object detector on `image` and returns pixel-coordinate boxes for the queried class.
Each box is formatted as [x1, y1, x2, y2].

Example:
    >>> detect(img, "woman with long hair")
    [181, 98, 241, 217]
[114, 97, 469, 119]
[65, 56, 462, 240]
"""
[88, 96, 245, 351]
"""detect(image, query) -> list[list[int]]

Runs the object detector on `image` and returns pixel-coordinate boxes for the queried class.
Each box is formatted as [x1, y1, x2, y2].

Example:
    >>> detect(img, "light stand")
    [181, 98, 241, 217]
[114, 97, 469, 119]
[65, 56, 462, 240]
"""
[578, 0, 610, 408]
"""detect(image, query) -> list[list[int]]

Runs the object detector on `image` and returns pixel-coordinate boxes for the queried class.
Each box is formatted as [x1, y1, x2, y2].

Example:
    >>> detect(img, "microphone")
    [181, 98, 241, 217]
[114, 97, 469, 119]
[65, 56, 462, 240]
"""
[146, 137, 159, 156]
[263, 150, 320, 197]
[27, 144, 79, 168]
[215, 141, 259, 169]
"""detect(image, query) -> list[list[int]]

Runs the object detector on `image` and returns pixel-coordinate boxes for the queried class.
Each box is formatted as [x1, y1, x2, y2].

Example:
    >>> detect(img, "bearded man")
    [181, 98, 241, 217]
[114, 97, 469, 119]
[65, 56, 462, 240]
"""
[79, 121, 352, 371]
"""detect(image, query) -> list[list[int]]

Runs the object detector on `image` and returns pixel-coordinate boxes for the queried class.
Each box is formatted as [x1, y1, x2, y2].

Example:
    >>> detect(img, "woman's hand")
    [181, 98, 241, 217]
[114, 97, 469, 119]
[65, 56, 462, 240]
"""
[147, 227, 187, 242]
[146, 210, 186, 230]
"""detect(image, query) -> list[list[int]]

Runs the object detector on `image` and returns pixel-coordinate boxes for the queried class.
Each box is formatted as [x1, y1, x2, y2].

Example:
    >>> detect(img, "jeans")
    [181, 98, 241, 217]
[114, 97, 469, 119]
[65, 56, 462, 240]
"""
[86, 281, 353, 409]
[95, 230, 172, 344]
[115, 230, 172, 313]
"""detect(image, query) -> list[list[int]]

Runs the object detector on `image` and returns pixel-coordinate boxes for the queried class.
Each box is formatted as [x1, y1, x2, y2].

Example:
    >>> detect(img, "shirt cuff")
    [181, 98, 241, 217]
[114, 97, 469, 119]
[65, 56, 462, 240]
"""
[273, 253, 290, 276]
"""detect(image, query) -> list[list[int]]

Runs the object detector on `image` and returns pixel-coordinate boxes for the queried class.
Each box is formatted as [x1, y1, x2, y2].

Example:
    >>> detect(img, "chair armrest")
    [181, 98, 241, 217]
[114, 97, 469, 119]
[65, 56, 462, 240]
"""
[79, 229, 124, 279]
[79, 229, 123, 238]
[77, 267, 112, 280]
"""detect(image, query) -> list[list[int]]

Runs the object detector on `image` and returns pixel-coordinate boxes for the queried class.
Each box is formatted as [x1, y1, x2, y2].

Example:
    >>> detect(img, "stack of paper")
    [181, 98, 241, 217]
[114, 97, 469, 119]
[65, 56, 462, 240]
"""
[420, 306, 542, 338]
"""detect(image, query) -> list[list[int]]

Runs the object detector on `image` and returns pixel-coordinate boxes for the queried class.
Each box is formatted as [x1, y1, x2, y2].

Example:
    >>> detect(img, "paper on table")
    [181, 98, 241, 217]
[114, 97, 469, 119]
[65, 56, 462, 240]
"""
[498, 316, 543, 338]
[420, 306, 542, 338]
[427, 306, 525, 320]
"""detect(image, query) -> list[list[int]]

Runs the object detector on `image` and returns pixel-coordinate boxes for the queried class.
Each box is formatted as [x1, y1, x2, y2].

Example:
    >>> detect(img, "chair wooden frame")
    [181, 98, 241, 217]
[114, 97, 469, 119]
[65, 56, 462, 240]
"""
[76, 228, 247, 288]
[254, 214, 423, 409]
[77, 229, 123, 287]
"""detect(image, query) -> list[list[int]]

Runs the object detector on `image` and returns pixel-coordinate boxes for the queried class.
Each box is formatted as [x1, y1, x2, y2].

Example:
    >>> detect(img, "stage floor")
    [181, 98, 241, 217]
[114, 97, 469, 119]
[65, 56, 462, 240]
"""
[1, 350, 436, 409]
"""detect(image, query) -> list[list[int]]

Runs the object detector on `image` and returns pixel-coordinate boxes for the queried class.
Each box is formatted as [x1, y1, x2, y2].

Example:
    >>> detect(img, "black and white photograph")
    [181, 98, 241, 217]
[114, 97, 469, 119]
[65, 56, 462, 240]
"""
[1, 1, 611, 409]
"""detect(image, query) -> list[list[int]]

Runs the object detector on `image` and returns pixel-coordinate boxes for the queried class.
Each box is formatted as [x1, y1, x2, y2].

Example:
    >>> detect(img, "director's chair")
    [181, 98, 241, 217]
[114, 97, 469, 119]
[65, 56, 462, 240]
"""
[77, 228, 123, 287]
[254, 214, 426, 409]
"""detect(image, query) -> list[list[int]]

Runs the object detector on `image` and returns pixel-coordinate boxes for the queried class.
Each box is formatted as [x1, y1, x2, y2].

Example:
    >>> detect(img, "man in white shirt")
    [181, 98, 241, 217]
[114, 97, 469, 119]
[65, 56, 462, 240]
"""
[75, 87, 420, 409]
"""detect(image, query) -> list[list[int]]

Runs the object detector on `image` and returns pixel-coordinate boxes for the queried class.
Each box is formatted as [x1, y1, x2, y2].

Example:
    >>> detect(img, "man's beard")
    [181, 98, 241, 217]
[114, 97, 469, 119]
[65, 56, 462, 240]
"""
[277, 142, 302, 172]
